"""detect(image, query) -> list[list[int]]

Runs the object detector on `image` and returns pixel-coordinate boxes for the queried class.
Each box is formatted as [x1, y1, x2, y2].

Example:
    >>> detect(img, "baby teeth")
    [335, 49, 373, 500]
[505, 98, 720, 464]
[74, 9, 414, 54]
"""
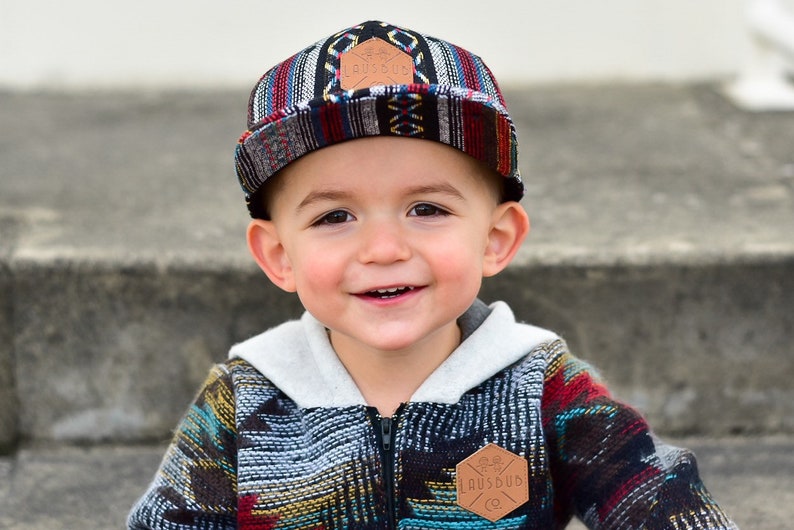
[375, 287, 413, 294]
[368, 286, 415, 298]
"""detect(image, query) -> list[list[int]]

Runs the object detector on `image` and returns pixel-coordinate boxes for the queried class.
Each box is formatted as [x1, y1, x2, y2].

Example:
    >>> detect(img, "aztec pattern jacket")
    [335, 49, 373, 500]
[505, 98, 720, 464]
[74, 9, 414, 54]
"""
[128, 301, 738, 529]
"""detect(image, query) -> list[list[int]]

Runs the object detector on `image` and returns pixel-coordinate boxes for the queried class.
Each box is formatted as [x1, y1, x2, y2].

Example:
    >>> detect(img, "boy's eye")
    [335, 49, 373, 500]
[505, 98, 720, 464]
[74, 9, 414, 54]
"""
[410, 203, 447, 217]
[317, 210, 352, 225]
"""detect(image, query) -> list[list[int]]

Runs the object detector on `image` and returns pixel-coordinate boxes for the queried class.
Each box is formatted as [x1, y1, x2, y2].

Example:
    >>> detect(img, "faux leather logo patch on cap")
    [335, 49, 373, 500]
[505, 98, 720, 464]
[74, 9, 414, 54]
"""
[456, 443, 529, 522]
[339, 37, 414, 90]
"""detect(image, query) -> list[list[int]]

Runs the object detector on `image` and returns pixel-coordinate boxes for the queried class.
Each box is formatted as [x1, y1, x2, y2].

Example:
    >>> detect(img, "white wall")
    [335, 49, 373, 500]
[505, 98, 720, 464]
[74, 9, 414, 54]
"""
[1, 0, 751, 90]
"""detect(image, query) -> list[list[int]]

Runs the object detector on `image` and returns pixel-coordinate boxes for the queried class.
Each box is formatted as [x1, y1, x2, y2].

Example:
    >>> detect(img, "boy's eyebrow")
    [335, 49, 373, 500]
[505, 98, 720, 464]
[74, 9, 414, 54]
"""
[296, 189, 352, 212]
[295, 182, 466, 212]
[404, 182, 466, 201]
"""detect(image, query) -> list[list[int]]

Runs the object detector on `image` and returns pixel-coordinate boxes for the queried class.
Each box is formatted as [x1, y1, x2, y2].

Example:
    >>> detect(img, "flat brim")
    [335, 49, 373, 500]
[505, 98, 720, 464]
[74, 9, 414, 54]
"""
[234, 84, 523, 218]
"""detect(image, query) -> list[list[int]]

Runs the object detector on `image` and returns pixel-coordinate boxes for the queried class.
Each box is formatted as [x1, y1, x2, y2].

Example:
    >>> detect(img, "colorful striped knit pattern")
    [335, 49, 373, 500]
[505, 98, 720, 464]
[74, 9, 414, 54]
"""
[128, 341, 737, 529]
[233, 21, 523, 219]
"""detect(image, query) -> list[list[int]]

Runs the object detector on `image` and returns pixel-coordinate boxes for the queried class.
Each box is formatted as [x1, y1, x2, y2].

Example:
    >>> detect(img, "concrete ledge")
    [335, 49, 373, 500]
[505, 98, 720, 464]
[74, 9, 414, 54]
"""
[9, 256, 793, 444]
[12, 260, 302, 443]
[0, 219, 18, 452]
[490, 259, 794, 435]
[0, 272, 16, 452]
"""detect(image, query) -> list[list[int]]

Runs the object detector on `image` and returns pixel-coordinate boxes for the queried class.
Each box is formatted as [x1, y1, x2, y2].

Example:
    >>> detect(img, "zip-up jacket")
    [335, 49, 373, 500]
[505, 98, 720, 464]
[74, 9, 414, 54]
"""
[128, 300, 737, 529]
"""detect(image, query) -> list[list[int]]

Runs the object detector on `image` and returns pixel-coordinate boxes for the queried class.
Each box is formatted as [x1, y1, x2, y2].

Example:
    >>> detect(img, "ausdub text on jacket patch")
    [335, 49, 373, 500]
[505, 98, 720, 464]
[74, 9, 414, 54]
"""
[455, 443, 529, 522]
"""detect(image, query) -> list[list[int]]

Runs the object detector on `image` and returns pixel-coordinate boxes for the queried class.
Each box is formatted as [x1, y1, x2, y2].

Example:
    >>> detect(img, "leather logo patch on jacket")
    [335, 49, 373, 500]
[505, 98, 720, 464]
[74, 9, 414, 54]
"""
[456, 443, 529, 522]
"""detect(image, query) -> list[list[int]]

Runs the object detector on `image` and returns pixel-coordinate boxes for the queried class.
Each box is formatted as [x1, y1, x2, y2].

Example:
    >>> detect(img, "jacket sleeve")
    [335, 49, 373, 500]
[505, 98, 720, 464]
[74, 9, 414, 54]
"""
[127, 363, 238, 529]
[541, 344, 738, 529]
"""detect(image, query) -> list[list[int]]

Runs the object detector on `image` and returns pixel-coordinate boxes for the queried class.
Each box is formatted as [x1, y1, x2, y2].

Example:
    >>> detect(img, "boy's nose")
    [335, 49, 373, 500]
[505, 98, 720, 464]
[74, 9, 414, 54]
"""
[357, 220, 412, 264]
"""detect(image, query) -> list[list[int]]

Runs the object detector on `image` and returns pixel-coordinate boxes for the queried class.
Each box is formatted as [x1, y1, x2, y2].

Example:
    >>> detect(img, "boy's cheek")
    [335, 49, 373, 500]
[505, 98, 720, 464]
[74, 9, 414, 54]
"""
[294, 265, 343, 293]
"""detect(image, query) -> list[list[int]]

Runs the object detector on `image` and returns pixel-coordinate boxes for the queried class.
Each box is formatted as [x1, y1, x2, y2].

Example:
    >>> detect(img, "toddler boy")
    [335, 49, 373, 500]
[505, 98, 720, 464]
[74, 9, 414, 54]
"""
[129, 20, 737, 529]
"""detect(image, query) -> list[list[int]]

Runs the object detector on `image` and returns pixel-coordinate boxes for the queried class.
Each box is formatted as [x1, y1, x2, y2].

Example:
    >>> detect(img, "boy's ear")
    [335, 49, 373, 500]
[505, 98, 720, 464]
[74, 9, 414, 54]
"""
[246, 220, 297, 292]
[482, 201, 530, 278]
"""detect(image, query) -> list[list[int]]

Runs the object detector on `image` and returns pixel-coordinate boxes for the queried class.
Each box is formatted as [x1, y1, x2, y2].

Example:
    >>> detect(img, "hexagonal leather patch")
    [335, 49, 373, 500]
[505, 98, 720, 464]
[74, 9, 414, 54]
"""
[456, 443, 529, 522]
[339, 37, 414, 90]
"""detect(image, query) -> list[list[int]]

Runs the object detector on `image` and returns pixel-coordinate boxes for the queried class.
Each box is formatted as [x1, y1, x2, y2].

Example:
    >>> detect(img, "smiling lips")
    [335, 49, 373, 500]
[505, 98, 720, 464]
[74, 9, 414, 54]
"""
[362, 286, 417, 299]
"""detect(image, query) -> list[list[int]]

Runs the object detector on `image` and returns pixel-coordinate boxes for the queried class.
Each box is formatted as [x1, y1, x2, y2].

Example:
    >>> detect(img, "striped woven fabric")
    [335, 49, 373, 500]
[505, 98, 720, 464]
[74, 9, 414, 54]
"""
[233, 21, 523, 219]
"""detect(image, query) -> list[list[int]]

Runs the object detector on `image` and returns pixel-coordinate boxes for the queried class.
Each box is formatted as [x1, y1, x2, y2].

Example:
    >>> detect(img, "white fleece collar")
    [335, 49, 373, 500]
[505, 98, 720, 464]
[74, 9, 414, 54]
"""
[229, 301, 559, 409]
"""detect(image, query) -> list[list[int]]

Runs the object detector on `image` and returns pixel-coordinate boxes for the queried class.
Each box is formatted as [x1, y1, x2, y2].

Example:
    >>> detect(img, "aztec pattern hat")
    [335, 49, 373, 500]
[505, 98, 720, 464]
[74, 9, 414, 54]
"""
[234, 20, 524, 218]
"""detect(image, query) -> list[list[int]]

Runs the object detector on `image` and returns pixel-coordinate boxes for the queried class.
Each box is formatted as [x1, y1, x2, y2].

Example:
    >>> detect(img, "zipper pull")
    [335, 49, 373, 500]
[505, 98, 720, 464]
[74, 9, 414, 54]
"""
[380, 416, 392, 452]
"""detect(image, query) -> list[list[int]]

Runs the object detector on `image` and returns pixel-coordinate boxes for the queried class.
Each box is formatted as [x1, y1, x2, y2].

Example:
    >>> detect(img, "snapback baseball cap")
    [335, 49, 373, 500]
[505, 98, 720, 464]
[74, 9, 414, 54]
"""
[234, 20, 523, 218]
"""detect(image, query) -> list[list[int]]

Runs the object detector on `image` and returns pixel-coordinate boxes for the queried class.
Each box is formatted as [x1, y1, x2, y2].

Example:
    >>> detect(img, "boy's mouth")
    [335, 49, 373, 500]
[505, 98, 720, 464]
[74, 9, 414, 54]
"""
[363, 286, 416, 299]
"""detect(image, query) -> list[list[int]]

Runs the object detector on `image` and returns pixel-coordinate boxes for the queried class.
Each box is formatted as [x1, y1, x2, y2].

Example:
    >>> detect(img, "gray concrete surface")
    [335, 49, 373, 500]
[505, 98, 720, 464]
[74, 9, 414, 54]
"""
[0, 436, 790, 529]
[1, 84, 793, 445]
[491, 261, 794, 435]
[0, 228, 16, 452]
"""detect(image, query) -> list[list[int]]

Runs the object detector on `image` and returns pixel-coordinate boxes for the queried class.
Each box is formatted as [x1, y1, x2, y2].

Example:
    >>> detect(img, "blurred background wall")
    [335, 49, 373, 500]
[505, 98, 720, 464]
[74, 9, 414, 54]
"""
[0, 0, 764, 90]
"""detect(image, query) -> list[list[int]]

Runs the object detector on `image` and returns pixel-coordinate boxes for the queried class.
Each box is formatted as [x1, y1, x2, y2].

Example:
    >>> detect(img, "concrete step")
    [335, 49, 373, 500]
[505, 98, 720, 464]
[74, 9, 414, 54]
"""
[1, 436, 791, 529]
[1, 84, 793, 448]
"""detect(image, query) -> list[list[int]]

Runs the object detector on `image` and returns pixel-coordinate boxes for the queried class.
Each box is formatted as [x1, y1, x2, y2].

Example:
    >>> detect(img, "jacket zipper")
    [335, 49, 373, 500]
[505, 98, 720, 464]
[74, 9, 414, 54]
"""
[369, 406, 404, 529]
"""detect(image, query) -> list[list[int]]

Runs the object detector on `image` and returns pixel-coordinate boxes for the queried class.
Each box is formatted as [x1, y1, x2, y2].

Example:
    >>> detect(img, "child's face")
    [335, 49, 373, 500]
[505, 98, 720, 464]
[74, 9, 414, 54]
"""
[248, 136, 528, 356]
